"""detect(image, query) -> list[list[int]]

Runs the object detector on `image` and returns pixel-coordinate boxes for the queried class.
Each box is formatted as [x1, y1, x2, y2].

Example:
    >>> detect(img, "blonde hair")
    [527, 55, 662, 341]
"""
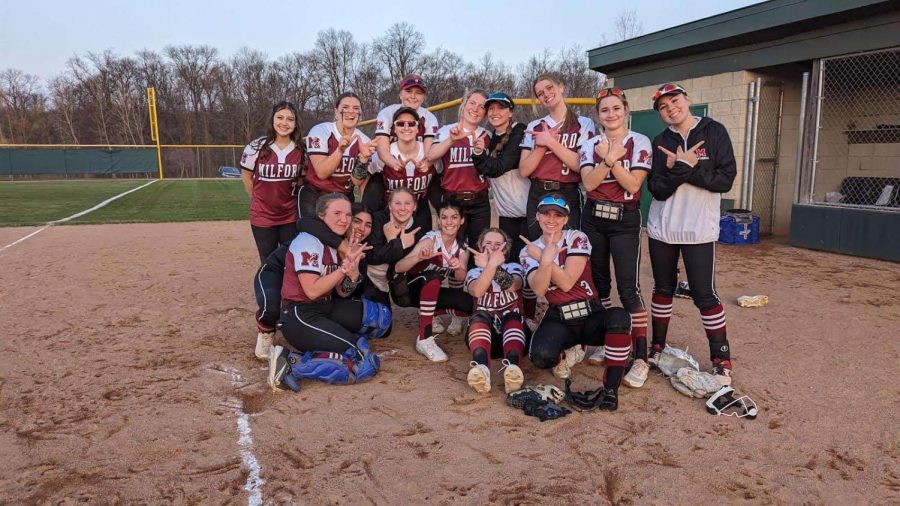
[477, 227, 511, 257]
[457, 89, 488, 123]
[532, 73, 578, 133]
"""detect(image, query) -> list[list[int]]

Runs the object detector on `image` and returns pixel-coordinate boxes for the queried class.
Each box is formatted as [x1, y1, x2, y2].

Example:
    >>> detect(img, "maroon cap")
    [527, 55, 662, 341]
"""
[399, 75, 427, 92]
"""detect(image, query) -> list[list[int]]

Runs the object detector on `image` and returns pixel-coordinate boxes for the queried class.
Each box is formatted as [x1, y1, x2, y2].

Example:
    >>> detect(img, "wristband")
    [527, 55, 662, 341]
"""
[340, 275, 361, 293]
[352, 158, 369, 179]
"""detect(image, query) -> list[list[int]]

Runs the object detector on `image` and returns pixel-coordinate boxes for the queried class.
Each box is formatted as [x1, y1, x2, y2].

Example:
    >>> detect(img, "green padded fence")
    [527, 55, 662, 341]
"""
[0, 148, 157, 176]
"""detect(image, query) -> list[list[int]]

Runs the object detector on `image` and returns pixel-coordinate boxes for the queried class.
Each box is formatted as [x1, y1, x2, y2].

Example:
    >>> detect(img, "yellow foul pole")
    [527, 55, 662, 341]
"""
[146, 87, 164, 179]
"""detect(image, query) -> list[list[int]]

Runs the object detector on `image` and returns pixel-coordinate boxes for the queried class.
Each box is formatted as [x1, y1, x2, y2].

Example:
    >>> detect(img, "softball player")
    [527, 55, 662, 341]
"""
[395, 200, 473, 362]
[521, 195, 632, 411]
[463, 228, 527, 394]
[367, 107, 436, 232]
[427, 90, 492, 249]
[471, 92, 530, 263]
[519, 74, 596, 239]
[240, 101, 304, 264]
[367, 75, 440, 213]
[579, 88, 652, 388]
[647, 83, 738, 385]
[301, 92, 375, 217]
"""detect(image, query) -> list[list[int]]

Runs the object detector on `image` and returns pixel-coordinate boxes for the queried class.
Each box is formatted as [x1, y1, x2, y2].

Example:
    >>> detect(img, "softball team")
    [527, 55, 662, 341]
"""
[248, 79, 739, 406]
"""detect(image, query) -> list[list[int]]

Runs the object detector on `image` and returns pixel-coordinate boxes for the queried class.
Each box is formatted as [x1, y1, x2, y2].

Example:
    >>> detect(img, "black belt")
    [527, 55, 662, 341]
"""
[587, 198, 639, 211]
[534, 180, 579, 191]
[447, 190, 488, 201]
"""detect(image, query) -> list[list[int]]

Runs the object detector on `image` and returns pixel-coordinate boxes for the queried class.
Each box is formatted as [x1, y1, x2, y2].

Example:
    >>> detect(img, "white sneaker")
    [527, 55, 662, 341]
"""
[431, 316, 446, 334]
[500, 359, 524, 393]
[553, 345, 586, 379]
[446, 315, 463, 336]
[586, 346, 605, 366]
[255, 331, 274, 361]
[623, 359, 650, 388]
[415, 335, 448, 362]
[467, 362, 491, 393]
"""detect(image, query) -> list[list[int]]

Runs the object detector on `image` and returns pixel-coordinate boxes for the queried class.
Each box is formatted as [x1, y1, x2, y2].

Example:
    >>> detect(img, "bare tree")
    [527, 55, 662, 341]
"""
[312, 29, 359, 109]
[614, 9, 644, 41]
[373, 22, 425, 85]
[0, 69, 45, 143]
[466, 53, 516, 94]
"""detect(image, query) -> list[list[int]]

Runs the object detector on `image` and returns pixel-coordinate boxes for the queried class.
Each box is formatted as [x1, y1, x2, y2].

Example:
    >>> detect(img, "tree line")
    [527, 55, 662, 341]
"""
[0, 12, 649, 148]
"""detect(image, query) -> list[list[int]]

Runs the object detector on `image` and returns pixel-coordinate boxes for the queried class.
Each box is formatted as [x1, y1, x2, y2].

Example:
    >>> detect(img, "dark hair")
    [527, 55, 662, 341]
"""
[390, 107, 421, 139]
[258, 101, 303, 160]
[351, 202, 372, 216]
[438, 199, 466, 246]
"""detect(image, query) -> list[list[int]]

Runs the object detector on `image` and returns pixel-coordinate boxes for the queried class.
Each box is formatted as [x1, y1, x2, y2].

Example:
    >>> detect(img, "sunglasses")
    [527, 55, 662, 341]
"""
[537, 195, 569, 211]
[393, 120, 418, 128]
[652, 83, 686, 103]
[597, 88, 625, 100]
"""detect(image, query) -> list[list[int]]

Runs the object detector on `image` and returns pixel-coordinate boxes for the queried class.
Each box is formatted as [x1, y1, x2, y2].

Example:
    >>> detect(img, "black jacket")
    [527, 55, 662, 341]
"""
[367, 208, 424, 266]
[647, 116, 737, 201]
[471, 122, 526, 178]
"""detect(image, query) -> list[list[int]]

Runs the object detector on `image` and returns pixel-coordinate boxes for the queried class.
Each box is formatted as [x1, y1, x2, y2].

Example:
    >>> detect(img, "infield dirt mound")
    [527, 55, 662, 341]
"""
[0, 222, 897, 503]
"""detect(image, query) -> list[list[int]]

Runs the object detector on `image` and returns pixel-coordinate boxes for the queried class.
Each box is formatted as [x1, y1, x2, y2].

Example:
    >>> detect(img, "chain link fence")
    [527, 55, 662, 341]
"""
[751, 83, 785, 234]
[811, 48, 900, 210]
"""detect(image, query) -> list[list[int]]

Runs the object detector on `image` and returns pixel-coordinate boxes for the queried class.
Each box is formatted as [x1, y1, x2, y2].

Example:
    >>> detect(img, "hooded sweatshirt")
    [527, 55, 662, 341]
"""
[647, 116, 737, 244]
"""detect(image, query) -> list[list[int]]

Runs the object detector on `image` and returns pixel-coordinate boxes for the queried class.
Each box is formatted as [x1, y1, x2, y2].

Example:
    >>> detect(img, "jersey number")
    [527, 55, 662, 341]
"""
[579, 280, 594, 297]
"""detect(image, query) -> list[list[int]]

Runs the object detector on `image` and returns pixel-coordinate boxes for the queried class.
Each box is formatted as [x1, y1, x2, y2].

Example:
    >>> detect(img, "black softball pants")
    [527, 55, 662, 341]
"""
[580, 205, 645, 313]
[251, 224, 296, 265]
[648, 239, 720, 310]
[528, 303, 632, 369]
[281, 300, 364, 353]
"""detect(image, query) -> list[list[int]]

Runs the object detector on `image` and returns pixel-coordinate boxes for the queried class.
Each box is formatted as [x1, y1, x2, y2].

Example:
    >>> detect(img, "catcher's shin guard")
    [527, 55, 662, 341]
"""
[352, 336, 381, 382]
[360, 298, 392, 339]
[288, 351, 356, 385]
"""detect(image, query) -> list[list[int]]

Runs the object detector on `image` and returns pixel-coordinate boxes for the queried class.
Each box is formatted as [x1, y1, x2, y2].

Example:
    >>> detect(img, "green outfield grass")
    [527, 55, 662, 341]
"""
[0, 179, 250, 226]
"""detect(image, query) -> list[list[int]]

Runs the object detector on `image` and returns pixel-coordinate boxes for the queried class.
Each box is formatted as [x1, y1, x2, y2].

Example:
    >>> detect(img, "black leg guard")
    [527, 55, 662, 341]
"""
[707, 331, 731, 362]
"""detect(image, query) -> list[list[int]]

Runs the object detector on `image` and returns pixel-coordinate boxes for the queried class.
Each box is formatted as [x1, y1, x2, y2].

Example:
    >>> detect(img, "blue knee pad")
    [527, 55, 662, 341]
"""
[288, 351, 355, 385]
[360, 298, 392, 339]
[352, 336, 381, 382]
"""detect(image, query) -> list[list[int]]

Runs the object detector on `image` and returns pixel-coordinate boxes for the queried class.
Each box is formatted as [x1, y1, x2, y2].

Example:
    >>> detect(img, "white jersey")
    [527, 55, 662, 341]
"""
[647, 186, 722, 244]
[374, 104, 439, 140]
[491, 169, 530, 217]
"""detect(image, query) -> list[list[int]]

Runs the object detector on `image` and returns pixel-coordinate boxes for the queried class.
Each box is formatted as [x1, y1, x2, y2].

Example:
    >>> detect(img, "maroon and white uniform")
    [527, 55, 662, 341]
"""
[369, 141, 435, 202]
[465, 263, 524, 315]
[580, 131, 652, 202]
[409, 230, 465, 276]
[520, 230, 598, 306]
[240, 137, 303, 226]
[281, 232, 340, 304]
[519, 115, 595, 183]
[304, 122, 372, 194]
[374, 104, 440, 141]
[434, 123, 491, 193]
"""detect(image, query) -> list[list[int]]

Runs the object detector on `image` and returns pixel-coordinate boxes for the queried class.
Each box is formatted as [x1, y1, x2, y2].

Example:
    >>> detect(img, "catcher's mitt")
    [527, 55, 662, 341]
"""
[670, 368, 723, 398]
[493, 268, 514, 290]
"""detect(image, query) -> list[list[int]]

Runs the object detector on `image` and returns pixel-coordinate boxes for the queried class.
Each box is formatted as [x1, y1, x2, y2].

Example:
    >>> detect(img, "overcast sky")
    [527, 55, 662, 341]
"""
[1, 0, 763, 80]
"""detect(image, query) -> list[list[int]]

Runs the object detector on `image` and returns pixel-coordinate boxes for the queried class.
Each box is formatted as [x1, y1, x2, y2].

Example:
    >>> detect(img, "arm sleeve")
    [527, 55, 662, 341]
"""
[567, 231, 592, 256]
[578, 138, 596, 170]
[630, 134, 653, 172]
[472, 124, 525, 178]
[296, 216, 343, 249]
[577, 117, 596, 147]
[305, 123, 330, 156]
[686, 123, 737, 193]
[519, 120, 536, 151]
[290, 235, 325, 275]
[240, 139, 262, 171]
[647, 137, 693, 201]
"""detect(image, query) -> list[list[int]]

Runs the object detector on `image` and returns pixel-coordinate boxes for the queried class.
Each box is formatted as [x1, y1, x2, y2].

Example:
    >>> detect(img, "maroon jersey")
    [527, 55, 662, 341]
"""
[282, 233, 340, 303]
[580, 131, 652, 203]
[240, 137, 303, 227]
[434, 123, 490, 193]
[465, 263, 524, 314]
[371, 142, 435, 202]
[520, 230, 598, 306]
[374, 104, 440, 141]
[305, 122, 372, 194]
[519, 115, 595, 183]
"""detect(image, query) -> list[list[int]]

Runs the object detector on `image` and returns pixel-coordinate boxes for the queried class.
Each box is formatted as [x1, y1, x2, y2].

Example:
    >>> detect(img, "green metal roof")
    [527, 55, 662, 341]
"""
[589, 0, 897, 77]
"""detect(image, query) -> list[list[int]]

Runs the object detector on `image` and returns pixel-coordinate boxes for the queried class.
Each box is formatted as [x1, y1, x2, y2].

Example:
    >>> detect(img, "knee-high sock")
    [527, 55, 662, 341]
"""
[602, 332, 632, 387]
[501, 319, 526, 364]
[630, 308, 648, 360]
[700, 304, 730, 363]
[650, 294, 673, 350]
[467, 322, 493, 366]
[418, 278, 441, 341]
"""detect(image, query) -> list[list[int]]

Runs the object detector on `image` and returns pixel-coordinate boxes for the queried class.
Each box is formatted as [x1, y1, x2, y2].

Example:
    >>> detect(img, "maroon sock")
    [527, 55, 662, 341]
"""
[467, 322, 493, 366]
[418, 278, 441, 340]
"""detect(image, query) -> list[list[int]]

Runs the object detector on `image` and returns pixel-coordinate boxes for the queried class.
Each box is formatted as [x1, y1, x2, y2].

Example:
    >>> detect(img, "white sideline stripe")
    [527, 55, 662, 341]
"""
[0, 179, 159, 252]
[220, 365, 265, 506]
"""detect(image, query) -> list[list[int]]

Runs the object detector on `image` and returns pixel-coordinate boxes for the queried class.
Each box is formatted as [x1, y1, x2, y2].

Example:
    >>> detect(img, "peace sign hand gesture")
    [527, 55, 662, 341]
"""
[338, 134, 358, 151]
[450, 125, 470, 142]
[519, 235, 544, 261]
[657, 145, 677, 169]
[467, 246, 488, 268]
[400, 226, 421, 249]
[677, 141, 705, 166]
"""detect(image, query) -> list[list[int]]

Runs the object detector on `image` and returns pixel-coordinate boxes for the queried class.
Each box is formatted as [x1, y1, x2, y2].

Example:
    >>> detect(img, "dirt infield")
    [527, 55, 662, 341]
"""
[0, 221, 897, 504]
